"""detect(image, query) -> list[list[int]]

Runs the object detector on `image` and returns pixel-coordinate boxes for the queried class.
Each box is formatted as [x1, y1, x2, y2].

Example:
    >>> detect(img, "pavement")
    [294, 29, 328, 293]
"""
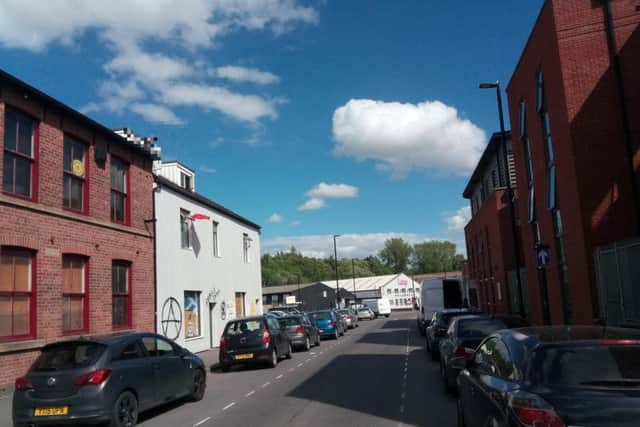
[0, 312, 458, 427]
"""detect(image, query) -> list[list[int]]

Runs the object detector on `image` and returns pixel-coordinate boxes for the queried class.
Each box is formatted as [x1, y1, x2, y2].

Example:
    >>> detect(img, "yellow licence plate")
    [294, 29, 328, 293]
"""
[235, 353, 254, 360]
[34, 407, 69, 416]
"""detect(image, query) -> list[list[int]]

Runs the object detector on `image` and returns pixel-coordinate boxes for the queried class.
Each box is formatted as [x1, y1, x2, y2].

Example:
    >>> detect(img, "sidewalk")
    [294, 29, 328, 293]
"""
[196, 346, 220, 371]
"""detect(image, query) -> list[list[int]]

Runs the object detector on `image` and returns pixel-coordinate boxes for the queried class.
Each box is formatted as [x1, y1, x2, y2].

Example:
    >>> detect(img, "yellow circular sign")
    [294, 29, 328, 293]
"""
[72, 159, 85, 177]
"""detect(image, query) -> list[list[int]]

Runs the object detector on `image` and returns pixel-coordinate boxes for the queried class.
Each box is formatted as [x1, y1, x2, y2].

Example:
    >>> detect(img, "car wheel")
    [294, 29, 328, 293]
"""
[110, 391, 138, 427]
[304, 336, 311, 351]
[190, 369, 206, 401]
[286, 343, 293, 359]
[334, 330, 339, 340]
[456, 397, 466, 427]
[340, 328, 345, 336]
[315, 335, 321, 346]
[431, 346, 439, 362]
[441, 360, 455, 393]
[221, 364, 231, 373]
[268, 348, 278, 368]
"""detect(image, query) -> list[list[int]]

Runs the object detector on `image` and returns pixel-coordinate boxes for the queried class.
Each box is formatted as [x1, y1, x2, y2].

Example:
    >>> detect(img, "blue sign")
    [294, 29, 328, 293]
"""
[537, 246, 550, 269]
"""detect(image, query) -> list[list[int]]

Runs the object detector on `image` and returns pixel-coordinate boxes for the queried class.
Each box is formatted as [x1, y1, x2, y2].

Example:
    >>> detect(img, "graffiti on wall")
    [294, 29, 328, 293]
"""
[161, 297, 182, 340]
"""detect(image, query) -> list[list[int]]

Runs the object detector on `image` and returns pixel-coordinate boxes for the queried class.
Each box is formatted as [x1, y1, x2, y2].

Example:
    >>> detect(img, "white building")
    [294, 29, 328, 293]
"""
[153, 160, 262, 353]
[325, 273, 421, 311]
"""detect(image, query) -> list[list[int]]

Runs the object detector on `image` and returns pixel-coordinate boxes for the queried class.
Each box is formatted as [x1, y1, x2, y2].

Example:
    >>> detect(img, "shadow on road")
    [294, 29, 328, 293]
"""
[357, 331, 409, 346]
[381, 319, 413, 329]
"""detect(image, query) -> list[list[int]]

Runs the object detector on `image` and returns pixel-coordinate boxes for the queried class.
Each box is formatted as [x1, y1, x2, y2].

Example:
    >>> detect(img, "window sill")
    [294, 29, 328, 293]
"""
[62, 329, 89, 337]
[185, 336, 204, 342]
[2, 190, 35, 203]
[0, 338, 45, 355]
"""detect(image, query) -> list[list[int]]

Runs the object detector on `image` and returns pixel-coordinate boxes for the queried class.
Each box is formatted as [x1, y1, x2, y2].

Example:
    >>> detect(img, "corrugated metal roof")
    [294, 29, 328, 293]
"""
[261, 273, 422, 295]
[261, 282, 321, 295]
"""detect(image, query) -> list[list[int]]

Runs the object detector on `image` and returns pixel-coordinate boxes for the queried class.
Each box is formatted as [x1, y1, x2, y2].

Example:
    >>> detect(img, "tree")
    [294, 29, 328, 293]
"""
[364, 255, 391, 275]
[379, 238, 412, 273]
[412, 240, 464, 273]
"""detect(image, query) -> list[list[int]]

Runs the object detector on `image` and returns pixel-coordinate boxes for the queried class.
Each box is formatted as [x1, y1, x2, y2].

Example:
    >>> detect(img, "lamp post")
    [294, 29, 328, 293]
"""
[479, 81, 525, 319]
[352, 259, 357, 308]
[333, 234, 341, 309]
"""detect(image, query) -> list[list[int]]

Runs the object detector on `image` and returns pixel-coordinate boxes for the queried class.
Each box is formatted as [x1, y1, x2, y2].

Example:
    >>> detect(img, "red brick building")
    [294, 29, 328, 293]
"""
[506, 0, 640, 326]
[0, 70, 157, 387]
[464, 132, 526, 316]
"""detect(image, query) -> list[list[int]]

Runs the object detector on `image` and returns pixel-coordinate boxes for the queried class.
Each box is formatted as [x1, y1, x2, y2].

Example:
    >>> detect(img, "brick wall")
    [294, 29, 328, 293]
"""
[0, 87, 155, 386]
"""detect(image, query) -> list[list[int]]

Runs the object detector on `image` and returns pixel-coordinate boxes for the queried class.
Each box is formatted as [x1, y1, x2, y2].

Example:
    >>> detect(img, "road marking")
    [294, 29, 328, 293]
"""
[222, 402, 236, 411]
[288, 368, 295, 372]
[193, 417, 211, 427]
[276, 374, 283, 379]
[319, 351, 324, 355]
[401, 391, 406, 399]
[399, 404, 405, 414]
[310, 352, 316, 355]
[245, 390, 255, 397]
[305, 358, 311, 362]
[261, 382, 270, 388]
[297, 363, 304, 367]
[403, 373, 407, 381]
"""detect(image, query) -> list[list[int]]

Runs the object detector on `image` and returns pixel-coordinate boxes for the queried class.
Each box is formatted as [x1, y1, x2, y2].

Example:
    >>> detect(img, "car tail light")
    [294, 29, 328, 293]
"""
[453, 346, 474, 359]
[296, 325, 305, 334]
[436, 327, 448, 334]
[347, 315, 353, 320]
[262, 329, 272, 347]
[600, 339, 637, 346]
[74, 369, 111, 386]
[219, 336, 226, 351]
[509, 391, 566, 427]
[15, 377, 33, 391]
[328, 321, 336, 327]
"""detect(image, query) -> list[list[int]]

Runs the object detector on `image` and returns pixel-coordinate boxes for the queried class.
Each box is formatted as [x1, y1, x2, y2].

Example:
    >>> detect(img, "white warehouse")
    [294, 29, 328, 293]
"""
[326, 273, 421, 311]
[154, 160, 262, 354]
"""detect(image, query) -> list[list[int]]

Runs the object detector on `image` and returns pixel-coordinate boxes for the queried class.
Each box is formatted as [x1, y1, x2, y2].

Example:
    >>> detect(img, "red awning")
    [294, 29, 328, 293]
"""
[189, 213, 211, 220]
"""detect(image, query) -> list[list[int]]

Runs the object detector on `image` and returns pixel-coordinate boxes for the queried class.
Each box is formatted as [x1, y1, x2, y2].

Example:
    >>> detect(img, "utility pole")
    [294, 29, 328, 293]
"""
[352, 259, 357, 308]
[333, 234, 341, 309]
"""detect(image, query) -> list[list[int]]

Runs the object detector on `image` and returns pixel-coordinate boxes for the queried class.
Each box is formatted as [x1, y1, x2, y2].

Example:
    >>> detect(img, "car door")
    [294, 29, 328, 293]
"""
[114, 339, 156, 410]
[267, 317, 285, 354]
[460, 340, 493, 426]
[303, 315, 317, 341]
[477, 338, 518, 425]
[142, 336, 191, 401]
[439, 321, 456, 363]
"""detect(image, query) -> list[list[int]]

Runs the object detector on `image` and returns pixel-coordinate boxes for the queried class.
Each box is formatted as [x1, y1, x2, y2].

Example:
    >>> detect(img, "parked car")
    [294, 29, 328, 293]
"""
[357, 307, 374, 320]
[425, 308, 471, 361]
[278, 314, 321, 351]
[12, 332, 206, 427]
[219, 315, 292, 372]
[309, 310, 344, 339]
[456, 326, 640, 427]
[267, 310, 287, 318]
[418, 278, 465, 336]
[332, 309, 348, 333]
[269, 306, 302, 315]
[337, 308, 358, 329]
[438, 315, 528, 392]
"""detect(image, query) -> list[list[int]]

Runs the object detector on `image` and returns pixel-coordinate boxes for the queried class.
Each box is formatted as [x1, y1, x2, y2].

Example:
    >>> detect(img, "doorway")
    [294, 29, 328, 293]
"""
[235, 292, 245, 318]
[209, 303, 215, 348]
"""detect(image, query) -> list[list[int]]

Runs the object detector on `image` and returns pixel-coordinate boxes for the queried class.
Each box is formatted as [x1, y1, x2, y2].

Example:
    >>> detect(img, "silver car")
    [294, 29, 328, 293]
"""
[337, 309, 358, 329]
[357, 307, 374, 320]
[13, 333, 206, 427]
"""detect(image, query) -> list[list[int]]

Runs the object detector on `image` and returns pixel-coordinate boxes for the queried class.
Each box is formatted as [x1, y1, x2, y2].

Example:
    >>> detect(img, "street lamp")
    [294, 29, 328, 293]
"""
[352, 259, 357, 308]
[479, 81, 526, 319]
[333, 234, 341, 308]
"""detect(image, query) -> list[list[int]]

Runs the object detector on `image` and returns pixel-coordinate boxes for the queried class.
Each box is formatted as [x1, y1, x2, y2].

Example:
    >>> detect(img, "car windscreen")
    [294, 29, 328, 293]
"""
[338, 310, 350, 315]
[440, 312, 466, 326]
[224, 319, 264, 335]
[279, 317, 302, 326]
[528, 344, 640, 387]
[309, 312, 332, 320]
[457, 319, 508, 338]
[32, 342, 107, 371]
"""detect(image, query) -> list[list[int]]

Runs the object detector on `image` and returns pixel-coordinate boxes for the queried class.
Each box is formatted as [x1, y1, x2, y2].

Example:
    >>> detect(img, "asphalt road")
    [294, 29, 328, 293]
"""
[139, 312, 457, 427]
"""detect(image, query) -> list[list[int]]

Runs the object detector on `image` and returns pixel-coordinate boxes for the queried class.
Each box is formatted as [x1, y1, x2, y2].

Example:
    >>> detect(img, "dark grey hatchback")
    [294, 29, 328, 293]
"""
[12, 332, 206, 427]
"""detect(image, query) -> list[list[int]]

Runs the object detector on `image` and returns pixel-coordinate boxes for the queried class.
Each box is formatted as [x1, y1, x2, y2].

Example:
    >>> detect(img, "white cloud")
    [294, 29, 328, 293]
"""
[199, 165, 217, 174]
[268, 213, 283, 224]
[307, 182, 359, 199]
[290, 220, 301, 227]
[262, 233, 433, 258]
[332, 99, 486, 178]
[129, 103, 184, 125]
[0, 1, 317, 125]
[298, 197, 326, 211]
[446, 206, 472, 232]
[212, 65, 280, 85]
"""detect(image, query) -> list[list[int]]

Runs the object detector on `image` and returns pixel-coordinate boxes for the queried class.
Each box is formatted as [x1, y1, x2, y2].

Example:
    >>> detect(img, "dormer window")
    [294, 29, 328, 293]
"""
[181, 172, 192, 191]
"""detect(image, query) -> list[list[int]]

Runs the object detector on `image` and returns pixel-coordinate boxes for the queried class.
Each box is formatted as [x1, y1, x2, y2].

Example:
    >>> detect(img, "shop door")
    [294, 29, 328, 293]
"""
[235, 292, 245, 318]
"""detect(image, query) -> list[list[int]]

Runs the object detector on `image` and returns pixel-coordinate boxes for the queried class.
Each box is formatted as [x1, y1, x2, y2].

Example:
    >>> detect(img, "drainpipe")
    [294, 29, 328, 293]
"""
[603, 0, 640, 235]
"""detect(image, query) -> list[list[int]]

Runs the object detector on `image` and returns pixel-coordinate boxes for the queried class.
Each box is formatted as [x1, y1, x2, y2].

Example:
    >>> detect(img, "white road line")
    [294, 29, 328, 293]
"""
[297, 363, 304, 367]
[399, 404, 405, 413]
[305, 358, 311, 362]
[288, 368, 295, 372]
[403, 373, 407, 380]
[319, 351, 324, 355]
[193, 417, 211, 427]
[401, 391, 406, 400]
[276, 374, 283, 379]
[261, 382, 271, 388]
[222, 402, 236, 411]
[245, 390, 255, 397]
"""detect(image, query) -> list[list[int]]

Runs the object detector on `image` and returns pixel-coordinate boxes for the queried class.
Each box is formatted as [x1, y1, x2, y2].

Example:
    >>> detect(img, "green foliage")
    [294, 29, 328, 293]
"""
[379, 238, 412, 273]
[412, 240, 465, 273]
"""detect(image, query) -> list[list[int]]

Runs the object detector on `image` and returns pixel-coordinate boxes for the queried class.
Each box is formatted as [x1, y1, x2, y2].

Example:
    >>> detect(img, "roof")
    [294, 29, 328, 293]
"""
[320, 273, 420, 292]
[463, 131, 511, 198]
[158, 160, 195, 173]
[412, 272, 462, 282]
[0, 69, 159, 160]
[262, 282, 324, 295]
[155, 175, 261, 231]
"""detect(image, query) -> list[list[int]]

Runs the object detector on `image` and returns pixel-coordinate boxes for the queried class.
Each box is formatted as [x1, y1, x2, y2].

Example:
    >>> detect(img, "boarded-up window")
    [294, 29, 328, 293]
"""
[62, 256, 86, 331]
[0, 248, 33, 338]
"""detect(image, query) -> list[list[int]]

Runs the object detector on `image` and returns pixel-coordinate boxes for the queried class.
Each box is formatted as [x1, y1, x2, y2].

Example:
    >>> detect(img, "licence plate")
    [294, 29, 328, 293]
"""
[235, 353, 253, 360]
[34, 407, 69, 416]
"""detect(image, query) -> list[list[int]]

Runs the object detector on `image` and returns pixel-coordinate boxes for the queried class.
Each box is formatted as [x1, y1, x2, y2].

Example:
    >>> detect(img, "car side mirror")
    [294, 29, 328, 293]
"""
[179, 347, 190, 358]
[450, 356, 469, 371]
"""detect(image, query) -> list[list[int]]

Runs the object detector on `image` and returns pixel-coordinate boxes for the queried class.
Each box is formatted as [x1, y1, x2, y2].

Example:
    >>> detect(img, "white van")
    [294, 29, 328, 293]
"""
[417, 278, 464, 335]
[361, 298, 391, 318]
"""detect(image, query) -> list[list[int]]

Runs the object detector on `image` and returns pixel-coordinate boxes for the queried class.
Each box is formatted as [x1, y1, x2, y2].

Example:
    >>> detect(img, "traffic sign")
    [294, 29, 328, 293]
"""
[536, 245, 550, 269]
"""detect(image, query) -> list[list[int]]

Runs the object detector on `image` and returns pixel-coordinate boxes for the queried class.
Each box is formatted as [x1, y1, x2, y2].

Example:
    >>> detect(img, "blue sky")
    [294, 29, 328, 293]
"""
[0, 0, 543, 258]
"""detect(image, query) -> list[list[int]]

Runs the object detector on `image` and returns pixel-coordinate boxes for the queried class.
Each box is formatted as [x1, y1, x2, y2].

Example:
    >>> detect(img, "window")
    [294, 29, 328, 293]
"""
[62, 255, 87, 332]
[3, 109, 36, 199]
[0, 248, 34, 340]
[110, 157, 128, 223]
[243, 233, 251, 263]
[184, 291, 201, 338]
[491, 169, 498, 189]
[112, 262, 131, 328]
[180, 172, 192, 190]
[528, 183, 536, 224]
[63, 136, 87, 212]
[272, 294, 280, 303]
[142, 337, 176, 357]
[212, 221, 219, 257]
[180, 210, 191, 248]
[536, 68, 545, 112]
[387, 288, 392, 295]
[116, 341, 145, 360]
[519, 100, 527, 138]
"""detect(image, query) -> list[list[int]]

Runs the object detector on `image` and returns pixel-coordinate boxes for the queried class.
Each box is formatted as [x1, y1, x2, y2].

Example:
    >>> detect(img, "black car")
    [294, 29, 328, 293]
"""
[425, 309, 470, 361]
[278, 314, 321, 351]
[438, 315, 528, 391]
[12, 332, 206, 427]
[456, 326, 640, 427]
[219, 315, 292, 371]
